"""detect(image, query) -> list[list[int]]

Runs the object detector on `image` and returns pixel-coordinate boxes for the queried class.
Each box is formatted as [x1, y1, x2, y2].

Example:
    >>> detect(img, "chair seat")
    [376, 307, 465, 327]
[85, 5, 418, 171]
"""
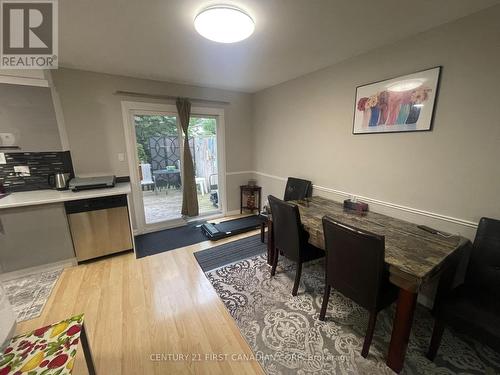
[301, 243, 325, 262]
[1, 314, 86, 374]
[439, 284, 500, 351]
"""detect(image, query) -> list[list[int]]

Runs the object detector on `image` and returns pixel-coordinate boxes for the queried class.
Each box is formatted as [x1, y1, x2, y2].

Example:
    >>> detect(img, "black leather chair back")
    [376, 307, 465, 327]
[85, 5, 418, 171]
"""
[322, 216, 386, 310]
[466, 217, 500, 294]
[284, 177, 312, 202]
[269, 195, 305, 262]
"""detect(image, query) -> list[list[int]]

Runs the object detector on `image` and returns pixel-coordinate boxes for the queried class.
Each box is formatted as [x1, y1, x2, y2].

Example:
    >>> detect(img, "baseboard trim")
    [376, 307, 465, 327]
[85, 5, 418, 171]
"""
[0, 258, 76, 281]
[226, 171, 254, 176]
[251, 171, 478, 232]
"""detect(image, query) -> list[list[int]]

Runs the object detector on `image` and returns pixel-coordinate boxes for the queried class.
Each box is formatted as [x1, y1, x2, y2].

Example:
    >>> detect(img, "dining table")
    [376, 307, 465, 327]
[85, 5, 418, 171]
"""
[153, 168, 181, 189]
[266, 196, 469, 373]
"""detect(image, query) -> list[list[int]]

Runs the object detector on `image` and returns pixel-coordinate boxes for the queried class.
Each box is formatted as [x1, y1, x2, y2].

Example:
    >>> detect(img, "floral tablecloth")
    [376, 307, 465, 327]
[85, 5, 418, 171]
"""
[0, 314, 84, 375]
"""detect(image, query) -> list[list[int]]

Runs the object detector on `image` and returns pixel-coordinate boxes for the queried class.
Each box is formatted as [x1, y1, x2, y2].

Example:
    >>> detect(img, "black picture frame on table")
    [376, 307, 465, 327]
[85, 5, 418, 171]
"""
[352, 66, 442, 135]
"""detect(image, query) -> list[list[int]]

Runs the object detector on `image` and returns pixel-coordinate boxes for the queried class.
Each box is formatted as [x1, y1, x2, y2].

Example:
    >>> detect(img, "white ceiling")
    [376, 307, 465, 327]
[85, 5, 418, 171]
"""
[59, 0, 500, 93]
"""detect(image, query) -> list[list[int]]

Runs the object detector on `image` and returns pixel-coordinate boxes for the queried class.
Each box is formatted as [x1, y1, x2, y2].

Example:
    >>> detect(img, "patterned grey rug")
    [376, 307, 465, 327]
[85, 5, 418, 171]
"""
[2, 269, 62, 322]
[207, 254, 500, 375]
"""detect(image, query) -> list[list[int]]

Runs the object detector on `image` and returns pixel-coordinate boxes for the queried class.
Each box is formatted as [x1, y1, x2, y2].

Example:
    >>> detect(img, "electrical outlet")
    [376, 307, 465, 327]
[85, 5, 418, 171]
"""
[0, 153, 6, 164]
[118, 153, 125, 162]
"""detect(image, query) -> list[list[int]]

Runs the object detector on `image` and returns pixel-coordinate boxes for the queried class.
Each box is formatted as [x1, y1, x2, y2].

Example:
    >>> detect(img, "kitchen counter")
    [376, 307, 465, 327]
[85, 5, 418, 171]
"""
[0, 182, 131, 210]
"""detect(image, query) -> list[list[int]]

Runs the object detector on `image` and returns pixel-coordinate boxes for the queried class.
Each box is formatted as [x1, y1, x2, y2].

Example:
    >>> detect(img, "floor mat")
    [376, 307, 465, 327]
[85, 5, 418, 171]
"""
[194, 234, 266, 272]
[134, 220, 207, 258]
[2, 268, 62, 322]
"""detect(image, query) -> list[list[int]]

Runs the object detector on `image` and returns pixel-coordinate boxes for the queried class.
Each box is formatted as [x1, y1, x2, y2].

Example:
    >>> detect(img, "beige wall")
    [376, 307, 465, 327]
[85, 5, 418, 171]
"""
[47, 6, 500, 233]
[51, 68, 254, 212]
[253, 7, 500, 237]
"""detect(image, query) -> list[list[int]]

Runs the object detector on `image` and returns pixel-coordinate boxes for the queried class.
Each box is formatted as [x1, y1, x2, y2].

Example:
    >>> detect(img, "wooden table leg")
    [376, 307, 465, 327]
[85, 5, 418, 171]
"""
[240, 188, 243, 214]
[267, 220, 274, 265]
[81, 323, 97, 375]
[386, 288, 418, 373]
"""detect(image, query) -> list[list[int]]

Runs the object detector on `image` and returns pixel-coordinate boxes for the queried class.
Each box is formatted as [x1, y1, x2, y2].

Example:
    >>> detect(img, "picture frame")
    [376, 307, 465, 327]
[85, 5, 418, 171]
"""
[352, 66, 441, 134]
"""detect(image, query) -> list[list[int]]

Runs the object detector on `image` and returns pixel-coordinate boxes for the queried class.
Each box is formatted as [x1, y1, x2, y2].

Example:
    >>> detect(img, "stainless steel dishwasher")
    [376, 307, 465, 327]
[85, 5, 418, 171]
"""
[65, 195, 133, 262]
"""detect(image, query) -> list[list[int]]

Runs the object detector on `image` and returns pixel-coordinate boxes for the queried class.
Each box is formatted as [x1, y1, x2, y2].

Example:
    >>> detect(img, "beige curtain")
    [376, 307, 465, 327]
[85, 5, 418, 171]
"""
[176, 98, 199, 216]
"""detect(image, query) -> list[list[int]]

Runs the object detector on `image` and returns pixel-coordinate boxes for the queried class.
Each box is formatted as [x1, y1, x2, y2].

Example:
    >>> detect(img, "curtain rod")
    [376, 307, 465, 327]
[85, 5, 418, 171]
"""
[114, 90, 230, 105]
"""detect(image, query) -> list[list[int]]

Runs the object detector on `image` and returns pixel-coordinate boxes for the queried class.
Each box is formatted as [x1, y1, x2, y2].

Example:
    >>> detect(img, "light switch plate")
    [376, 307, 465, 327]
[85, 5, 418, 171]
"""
[0, 153, 6, 164]
[0, 133, 16, 146]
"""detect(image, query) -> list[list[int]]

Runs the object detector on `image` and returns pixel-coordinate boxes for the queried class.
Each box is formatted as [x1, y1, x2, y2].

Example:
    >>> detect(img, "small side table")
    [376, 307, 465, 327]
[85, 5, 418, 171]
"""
[240, 185, 262, 214]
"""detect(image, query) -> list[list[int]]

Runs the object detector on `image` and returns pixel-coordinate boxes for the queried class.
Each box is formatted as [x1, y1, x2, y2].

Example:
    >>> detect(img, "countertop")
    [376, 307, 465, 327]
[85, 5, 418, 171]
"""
[0, 182, 131, 210]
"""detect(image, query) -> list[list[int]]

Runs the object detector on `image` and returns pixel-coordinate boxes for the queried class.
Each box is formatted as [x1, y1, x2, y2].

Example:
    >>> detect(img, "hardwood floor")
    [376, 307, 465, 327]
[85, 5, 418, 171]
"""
[16, 230, 264, 375]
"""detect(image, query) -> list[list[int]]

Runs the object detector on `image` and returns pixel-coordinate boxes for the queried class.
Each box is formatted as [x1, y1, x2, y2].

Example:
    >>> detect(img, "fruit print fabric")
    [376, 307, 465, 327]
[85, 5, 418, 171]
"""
[0, 314, 84, 375]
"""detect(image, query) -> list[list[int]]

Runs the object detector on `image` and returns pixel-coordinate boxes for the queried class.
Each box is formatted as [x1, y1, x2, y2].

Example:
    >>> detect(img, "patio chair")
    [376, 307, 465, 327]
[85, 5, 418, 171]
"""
[209, 174, 218, 207]
[195, 177, 207, 195]
[140, 163, 156, 192]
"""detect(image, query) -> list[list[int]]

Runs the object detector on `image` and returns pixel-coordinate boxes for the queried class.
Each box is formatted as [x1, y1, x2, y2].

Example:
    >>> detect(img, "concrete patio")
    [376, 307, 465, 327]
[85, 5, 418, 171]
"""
[142, 188, 218, 224]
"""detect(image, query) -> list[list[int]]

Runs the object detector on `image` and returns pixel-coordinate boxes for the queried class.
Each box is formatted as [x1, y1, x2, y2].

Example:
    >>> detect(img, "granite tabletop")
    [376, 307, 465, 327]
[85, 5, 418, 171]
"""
[290, 196, 468, 291]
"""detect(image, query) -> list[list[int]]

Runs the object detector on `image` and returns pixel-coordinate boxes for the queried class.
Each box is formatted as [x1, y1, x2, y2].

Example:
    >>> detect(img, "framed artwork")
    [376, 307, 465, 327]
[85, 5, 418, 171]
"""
[352, 66, 441, 134]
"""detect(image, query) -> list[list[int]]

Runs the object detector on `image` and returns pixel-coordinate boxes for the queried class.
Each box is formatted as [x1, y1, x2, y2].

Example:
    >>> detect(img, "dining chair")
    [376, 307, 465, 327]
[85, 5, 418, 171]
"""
[283, 177, 313, 201]
[268, 195, 324, 296]
[427, 217, 500, 360]
[320, 216, 398, 358]
[260, 177, 313, 243]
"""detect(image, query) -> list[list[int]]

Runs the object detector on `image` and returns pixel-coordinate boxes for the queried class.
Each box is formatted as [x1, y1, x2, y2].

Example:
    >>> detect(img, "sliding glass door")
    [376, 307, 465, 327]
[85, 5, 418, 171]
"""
[123, 102, 224, 233]
[188, 115, 220, 217]
[134, 112, 183, 225]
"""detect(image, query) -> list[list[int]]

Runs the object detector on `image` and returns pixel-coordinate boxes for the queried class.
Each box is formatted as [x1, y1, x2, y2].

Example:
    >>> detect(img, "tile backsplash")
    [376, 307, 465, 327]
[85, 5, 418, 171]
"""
[0, 151, 74, 192]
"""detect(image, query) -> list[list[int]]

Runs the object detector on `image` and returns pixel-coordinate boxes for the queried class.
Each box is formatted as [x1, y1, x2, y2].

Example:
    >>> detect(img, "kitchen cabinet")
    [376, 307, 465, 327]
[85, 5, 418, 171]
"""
[0, 203, 74, 273]
[0, 69, 48, 87]
[0, 83, 61, 151]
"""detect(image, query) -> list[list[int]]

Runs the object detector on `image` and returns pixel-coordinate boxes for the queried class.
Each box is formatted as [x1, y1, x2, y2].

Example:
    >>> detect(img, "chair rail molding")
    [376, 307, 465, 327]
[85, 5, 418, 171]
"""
[226, 171, 254, 176]
[238, 170, 479, 238]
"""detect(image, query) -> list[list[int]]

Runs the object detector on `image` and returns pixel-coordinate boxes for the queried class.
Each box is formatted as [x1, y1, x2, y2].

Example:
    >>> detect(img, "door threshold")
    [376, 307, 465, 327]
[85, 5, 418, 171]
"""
[186, 211, 224, 223]
[138, 218, 186, 234]
[137, 212, 223, 235]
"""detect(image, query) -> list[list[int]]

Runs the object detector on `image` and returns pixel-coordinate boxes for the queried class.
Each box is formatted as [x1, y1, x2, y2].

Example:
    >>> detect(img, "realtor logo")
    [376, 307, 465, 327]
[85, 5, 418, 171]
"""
[1, 0, 58, 69]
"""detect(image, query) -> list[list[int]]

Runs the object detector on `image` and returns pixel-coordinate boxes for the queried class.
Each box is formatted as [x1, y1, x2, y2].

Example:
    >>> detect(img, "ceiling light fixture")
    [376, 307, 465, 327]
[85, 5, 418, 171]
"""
[194, 5, 255, 43]
[386, 79, 425, 92]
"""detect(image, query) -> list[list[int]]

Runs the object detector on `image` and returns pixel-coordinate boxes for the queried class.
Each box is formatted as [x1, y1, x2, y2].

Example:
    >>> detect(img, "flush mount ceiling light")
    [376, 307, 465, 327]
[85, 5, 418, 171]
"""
[387, 79, 426, 92]
[194, 6, 255, 43]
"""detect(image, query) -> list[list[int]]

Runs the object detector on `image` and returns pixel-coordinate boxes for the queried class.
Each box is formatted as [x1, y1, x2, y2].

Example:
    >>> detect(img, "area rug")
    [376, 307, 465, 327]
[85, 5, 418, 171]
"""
[206, 255, 500, 375]
[194, 234, 266, 272]
[2, 268, 62, 322]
